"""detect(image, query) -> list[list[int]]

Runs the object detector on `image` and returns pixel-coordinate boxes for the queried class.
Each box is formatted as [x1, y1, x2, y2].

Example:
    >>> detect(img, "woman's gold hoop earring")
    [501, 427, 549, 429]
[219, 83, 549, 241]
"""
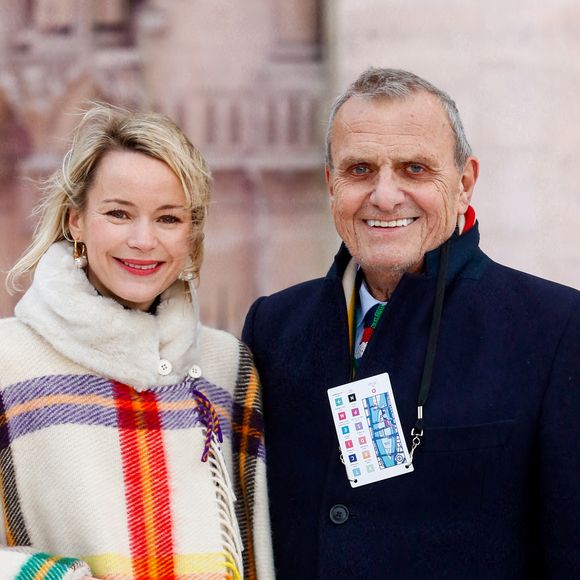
[73, 240, 88, 269]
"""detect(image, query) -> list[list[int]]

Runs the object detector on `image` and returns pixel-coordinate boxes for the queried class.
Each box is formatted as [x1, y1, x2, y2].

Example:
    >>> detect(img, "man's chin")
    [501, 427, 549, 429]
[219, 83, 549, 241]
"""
[357, 254, 424, 277]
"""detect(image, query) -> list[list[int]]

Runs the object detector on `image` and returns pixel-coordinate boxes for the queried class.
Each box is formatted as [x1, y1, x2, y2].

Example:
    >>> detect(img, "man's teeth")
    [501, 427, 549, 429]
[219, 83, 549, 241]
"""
[123, 261, 158, 270]
[367, 218, 414, 228]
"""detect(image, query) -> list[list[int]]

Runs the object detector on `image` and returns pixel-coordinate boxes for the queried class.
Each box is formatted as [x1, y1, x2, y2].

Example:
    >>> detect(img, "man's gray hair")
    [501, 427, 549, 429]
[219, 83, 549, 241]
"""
[325, 67, 472, 170]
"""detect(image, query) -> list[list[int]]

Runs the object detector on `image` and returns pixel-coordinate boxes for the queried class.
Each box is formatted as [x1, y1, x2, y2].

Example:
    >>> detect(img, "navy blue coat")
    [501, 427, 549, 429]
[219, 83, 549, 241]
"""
[242, 225, 580, 580]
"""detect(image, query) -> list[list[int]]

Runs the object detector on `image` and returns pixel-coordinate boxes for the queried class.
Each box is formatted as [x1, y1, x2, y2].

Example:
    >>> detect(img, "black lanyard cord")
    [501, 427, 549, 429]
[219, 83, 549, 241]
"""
[408, 238, 450, 462]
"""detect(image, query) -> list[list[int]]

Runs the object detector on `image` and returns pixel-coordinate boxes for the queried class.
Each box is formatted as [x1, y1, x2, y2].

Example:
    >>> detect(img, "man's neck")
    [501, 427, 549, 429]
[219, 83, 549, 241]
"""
[362, 270, 403, 302]
[362, 259, 427, 301]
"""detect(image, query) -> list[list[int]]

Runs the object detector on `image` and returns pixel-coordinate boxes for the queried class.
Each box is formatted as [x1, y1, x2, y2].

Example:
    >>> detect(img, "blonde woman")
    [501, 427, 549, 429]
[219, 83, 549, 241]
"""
[0, 105, 273, 579]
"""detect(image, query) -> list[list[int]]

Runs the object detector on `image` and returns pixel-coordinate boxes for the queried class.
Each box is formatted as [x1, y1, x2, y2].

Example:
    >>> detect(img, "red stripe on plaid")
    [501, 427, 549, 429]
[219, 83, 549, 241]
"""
[113, 381, 175, 579]
[114, 382, 148, 578]
[142, 389, 175, 576]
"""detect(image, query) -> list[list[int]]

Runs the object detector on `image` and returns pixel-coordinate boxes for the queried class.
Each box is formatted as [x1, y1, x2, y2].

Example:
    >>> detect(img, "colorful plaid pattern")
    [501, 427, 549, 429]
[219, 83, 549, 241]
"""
[113, 382, 176, 579]
[0, 374, 237, 438]
[0, 362, 266, 579]
[232, 343, 266, 580]
[0, 394, 31, 549]
[14, 552, 85, 579]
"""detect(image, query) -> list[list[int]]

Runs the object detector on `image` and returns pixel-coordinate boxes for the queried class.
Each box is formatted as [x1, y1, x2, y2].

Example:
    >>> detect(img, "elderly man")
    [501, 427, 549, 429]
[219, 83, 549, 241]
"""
[242, 68, 580, 579]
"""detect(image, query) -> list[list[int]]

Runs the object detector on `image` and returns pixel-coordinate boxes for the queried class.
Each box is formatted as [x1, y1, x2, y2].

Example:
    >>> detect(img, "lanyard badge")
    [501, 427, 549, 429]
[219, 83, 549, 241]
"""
[328, 373, 413, 487]
[331, 239, 451, 485]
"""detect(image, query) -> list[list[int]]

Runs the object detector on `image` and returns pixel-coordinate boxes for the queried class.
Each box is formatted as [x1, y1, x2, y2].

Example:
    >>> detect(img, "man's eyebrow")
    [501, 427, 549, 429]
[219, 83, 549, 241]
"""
[401, 153, 438, 165]
[336, 156, 372, 168]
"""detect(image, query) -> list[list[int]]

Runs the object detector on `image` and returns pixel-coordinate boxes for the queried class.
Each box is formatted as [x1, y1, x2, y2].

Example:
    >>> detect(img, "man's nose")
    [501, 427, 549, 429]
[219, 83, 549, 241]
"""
[127, 220, 158, 251]
[369, 168, 405, 210]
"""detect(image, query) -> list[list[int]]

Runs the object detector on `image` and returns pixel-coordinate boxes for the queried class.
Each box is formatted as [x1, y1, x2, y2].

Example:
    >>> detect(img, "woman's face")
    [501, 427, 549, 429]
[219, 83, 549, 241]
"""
[69, 150, 194, 311]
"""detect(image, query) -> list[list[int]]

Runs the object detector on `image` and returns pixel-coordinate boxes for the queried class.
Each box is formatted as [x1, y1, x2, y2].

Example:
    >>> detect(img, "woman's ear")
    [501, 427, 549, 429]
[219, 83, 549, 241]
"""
[68, 208, 84, 240]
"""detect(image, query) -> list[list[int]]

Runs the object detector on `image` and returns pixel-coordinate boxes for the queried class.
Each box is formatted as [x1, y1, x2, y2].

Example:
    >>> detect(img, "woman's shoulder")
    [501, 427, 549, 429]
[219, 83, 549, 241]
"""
[199, 326, 254, 392]
[0, 318, 43, 384]
[200, 325, 249, 352]
[0, 316, 85, 385]
[0, 317, 39, 349]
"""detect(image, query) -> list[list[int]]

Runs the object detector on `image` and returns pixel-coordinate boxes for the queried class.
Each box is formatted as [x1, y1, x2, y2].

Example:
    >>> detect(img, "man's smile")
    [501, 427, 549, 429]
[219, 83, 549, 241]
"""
[365, 217, 416, 228]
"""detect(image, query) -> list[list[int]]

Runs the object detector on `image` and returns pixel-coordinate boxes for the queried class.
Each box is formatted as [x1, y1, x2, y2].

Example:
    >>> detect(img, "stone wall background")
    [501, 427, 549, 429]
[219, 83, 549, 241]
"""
[1, 0, 578, 335]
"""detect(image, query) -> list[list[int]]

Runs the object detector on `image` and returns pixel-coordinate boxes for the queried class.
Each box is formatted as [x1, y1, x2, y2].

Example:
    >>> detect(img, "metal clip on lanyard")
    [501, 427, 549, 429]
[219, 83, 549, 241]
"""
[408, 239, 450, 463]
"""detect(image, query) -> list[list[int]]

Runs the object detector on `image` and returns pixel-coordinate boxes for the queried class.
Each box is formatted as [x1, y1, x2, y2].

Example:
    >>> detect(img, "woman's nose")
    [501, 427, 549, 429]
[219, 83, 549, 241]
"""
[127, 221, 158, 251]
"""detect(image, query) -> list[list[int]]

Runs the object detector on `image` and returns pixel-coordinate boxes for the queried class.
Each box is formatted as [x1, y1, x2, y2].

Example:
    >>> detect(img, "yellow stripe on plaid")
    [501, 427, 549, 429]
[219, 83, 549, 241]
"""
[33, 557, 57, 579]
[84, 552, 240, 576]
[4, 394, 201, 420]
[238, 365, 261, 485]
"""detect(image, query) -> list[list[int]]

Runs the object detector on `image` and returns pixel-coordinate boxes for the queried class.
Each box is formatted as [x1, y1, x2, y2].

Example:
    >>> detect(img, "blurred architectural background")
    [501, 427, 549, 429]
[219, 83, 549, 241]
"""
[1, 0, 579, 335]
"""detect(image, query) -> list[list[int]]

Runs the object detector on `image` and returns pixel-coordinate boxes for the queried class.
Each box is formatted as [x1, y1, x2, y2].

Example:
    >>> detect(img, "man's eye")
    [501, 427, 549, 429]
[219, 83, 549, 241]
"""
[407, 164, 424, 175]
[351, 165, 370, 176]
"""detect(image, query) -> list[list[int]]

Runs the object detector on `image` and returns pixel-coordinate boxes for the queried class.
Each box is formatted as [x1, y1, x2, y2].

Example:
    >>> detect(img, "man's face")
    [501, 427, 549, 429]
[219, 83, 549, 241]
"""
[326, 92, 478, 286]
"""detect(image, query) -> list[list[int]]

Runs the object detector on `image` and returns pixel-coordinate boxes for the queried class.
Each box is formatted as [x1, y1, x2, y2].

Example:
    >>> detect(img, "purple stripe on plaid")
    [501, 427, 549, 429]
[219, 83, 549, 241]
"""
[1, 374, 235, 443]
[6, 404, 119, 441]
[1, 374, 113, 406]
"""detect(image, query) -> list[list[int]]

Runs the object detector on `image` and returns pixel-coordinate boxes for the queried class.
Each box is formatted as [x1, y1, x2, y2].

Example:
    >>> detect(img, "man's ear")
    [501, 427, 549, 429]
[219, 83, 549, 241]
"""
[325, 164, 335, 206]
[68, 207, 84, 240]
[458, 156, 479, 213]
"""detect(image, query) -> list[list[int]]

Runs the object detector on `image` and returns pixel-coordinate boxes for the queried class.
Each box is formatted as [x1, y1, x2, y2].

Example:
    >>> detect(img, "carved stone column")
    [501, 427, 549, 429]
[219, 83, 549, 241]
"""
[271, 0, 321, 61]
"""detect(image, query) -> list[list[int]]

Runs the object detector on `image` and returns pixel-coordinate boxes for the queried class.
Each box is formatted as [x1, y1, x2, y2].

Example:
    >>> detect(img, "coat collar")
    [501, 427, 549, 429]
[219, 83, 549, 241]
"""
[329, 220, 489, 320]
[328, 220, 488, 286]
[15, 241, 202, 390]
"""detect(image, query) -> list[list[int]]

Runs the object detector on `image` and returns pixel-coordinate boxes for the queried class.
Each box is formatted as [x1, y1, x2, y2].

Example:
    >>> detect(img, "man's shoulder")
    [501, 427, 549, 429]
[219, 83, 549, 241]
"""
[256, 276, 330, 307]
[247, 274, 341, 327]
[484, 260, 580, 324]
[242, 274, 341, 347]
[489, 260, 579, 302]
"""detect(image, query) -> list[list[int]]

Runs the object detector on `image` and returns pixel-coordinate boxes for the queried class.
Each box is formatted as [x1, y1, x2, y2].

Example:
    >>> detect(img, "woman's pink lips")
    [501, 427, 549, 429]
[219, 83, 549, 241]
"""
[114, 257, 163, 276]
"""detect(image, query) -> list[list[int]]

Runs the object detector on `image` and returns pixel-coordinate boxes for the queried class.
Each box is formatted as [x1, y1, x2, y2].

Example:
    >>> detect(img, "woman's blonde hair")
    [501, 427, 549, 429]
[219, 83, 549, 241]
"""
[6, 103, 211, 293]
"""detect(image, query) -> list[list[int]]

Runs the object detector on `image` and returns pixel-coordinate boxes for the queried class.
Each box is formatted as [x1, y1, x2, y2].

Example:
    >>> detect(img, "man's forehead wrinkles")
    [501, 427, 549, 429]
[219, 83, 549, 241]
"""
[336, 140, 439, 161]
[338, 117, 427, 134]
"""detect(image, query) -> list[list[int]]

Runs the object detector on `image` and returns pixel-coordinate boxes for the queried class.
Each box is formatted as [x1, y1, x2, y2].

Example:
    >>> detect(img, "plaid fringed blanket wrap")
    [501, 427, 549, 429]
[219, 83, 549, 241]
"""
[232, 346, 267, 580]
[0, 319, 274, 579]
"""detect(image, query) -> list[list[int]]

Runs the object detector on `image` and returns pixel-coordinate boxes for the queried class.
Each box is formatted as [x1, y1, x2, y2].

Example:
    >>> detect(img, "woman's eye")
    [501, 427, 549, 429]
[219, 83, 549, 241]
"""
[159, 215, 180, 224]
[107, 209, 128, 219]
